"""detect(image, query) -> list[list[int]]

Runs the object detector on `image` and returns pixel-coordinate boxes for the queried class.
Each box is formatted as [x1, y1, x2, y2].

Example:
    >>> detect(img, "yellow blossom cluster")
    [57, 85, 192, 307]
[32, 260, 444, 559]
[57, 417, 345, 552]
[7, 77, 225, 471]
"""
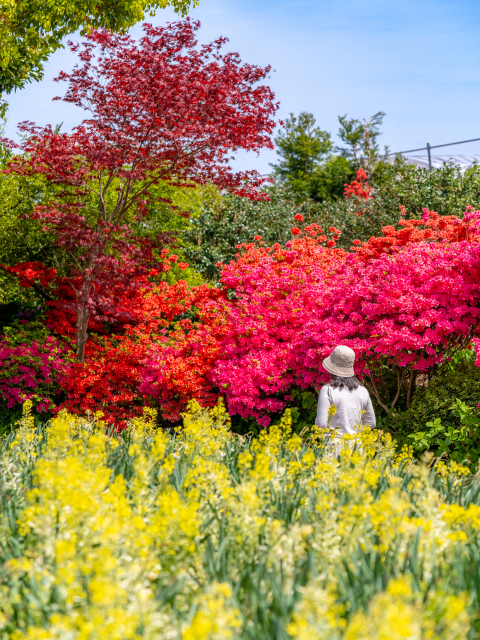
[0, 400, 478, 639]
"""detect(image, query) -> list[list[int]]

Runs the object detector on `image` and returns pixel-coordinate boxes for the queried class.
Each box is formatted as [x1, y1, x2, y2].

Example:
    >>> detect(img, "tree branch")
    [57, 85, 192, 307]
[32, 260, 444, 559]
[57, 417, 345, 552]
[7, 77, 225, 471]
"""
[366, 372, 390, 414]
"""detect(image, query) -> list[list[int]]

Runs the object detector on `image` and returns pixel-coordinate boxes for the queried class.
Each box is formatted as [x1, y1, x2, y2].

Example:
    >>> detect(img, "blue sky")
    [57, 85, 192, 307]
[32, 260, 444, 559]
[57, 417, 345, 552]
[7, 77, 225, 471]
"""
[5, 0, 480, 173]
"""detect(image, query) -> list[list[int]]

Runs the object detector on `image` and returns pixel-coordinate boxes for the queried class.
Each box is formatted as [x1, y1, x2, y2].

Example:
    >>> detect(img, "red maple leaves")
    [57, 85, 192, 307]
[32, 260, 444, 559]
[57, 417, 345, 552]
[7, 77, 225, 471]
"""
[4, 19, 279, 362]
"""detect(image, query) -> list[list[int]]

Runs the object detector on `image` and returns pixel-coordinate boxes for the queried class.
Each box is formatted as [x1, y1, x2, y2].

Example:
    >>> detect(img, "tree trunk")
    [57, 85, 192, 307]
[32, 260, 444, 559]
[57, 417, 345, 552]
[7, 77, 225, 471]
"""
[406, 368, 415, 410]
[75, 304, 90, 363]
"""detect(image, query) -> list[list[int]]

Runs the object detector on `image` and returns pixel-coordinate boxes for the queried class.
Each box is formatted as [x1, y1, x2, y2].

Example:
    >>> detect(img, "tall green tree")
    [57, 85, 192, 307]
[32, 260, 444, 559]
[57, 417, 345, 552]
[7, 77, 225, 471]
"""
[272, 112, 332, 181]
[0, 0, 197, 113]
[337, 111, 387, 175]
[271, 112, 354, 202]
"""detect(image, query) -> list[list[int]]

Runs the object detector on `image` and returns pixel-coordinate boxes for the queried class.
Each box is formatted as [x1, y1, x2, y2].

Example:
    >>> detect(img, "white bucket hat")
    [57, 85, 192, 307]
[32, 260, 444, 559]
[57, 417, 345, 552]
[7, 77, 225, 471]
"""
[322, 345, 356, 377]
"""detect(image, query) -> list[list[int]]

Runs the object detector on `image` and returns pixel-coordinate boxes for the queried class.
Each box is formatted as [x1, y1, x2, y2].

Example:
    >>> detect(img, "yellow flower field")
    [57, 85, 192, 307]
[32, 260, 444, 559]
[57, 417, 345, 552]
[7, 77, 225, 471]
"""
[0, 401, 479, 639]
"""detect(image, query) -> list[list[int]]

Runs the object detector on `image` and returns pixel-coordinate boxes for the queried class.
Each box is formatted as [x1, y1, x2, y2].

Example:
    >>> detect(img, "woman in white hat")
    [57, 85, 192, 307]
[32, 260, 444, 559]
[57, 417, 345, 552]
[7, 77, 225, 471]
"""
[315, 345, 376, 440]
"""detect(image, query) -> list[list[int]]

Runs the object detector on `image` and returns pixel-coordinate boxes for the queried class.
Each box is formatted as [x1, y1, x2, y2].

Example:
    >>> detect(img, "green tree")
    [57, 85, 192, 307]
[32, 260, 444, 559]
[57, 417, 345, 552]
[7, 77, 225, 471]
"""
[337, 110, 387, 175]
[306, 154, 355, 202]
[0, 0, 197, 112]
[272, 112, 332, 182]
[271, 112, 354, 202]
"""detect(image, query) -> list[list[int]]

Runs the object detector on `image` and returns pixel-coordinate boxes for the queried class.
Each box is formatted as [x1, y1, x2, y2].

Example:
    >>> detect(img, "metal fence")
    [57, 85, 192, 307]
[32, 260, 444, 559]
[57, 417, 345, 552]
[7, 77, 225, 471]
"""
[387, 137, 480, 170]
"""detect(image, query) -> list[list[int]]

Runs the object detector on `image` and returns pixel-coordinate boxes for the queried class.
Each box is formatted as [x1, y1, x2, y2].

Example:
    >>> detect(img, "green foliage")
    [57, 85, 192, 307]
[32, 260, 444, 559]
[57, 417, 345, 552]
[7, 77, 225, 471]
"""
[307, 154, 355, 201]
[373, 156, 480, 217]
[271, 112, 355, 202]
[0, 0, 198, 97]
[387, 353, 480, 468]
[0, 150, 61, 306]
[0, 403, 22, 437]
[406, 401, 480, 467]
[317, 157, 480, 249]
[337, 111, 387, 173]
[183, 183, 318, 281]
[0, 172, 57, 268]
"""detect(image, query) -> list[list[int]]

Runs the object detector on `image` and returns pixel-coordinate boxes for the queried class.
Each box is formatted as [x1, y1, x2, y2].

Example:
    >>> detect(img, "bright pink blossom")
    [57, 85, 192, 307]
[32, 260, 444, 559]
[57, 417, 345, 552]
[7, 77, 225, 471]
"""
[0, 336, 72, 412]
[212, 240, 480, 422]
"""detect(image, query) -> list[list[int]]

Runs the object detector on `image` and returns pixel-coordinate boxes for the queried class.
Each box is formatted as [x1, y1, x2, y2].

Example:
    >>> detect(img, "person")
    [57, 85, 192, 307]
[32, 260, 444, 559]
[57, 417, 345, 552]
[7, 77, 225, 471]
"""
[315, 346, 376, 446]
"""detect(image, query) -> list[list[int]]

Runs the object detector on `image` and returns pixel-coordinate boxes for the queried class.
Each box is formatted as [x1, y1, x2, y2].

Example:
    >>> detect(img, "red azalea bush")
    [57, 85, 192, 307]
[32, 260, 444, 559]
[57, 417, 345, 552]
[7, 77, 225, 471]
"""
[3, 258, 226, 427]
[343, 168, 373, 201]
[58, 278, 225, 427]
[139, 287, 229, 422]
[353, 207, 480, 259]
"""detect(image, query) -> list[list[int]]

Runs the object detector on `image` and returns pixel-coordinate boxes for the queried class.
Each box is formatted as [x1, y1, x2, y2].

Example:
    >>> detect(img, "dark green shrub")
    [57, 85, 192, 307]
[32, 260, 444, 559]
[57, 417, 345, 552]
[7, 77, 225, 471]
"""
[0, 403, 22, 437]
[183, 184, 318, 281]
[388, 354, 480, 467]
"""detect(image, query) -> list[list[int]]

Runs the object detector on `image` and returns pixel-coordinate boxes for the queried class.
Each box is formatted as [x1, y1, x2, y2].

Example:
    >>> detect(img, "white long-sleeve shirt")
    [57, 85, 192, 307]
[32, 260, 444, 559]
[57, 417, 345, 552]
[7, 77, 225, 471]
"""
[315, 384, 376, 436]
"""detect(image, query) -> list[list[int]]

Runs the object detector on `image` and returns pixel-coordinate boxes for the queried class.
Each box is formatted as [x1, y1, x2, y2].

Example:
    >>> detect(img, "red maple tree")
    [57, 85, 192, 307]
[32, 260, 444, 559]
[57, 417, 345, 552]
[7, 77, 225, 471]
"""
[4, 19, 279, 362]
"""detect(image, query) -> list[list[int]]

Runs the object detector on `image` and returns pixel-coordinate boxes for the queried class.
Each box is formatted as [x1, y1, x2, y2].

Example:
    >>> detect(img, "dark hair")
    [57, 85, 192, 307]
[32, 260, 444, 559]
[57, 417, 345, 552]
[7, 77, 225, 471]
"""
[328, 374, 361, 391]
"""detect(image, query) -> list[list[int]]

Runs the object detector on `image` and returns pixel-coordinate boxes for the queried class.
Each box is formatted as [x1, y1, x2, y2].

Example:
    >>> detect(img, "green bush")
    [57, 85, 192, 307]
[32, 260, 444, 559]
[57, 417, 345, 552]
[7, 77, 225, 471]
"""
[387, 354, 480, 467]
[183, 184, 318, 281]
[317, 157, 480, 249]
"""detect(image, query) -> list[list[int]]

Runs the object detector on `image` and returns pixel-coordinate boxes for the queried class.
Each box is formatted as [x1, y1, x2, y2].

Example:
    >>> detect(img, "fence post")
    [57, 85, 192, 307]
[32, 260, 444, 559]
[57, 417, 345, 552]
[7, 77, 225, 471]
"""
[427, 142, 432, 171]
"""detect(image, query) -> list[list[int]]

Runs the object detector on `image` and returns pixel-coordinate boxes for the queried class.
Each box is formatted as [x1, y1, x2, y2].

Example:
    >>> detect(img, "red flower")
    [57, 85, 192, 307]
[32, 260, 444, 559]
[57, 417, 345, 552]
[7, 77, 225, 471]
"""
[291, 227, 301, 236]
[294, 214, 304, 222]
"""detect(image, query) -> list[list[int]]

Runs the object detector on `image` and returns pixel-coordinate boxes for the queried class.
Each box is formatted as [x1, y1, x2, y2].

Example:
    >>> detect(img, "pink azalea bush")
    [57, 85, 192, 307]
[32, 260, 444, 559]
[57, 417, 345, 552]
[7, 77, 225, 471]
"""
[294, 241, 480, 414]
[0, 323, 72, 412]
[210, 229, 345, 424]
[210, 220, 480, 424]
